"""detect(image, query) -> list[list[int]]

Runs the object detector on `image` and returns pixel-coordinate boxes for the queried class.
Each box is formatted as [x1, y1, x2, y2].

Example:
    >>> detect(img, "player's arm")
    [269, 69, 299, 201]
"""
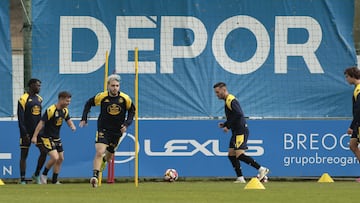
[350, 93, 360, 130]
[66, 119, 76, 131]
[79, 97, 96, 127]
[65, 111, 76, 131]
[31, 120, 44, 144]
[124, 103, 135, 127]
[120, 102, 135, 134]
[17, 99, 28, 135]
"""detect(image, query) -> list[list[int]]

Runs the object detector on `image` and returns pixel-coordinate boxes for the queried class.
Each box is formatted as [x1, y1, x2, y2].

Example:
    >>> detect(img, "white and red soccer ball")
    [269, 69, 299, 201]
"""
[164, 168, 179, 182]
[257, 174, 269, 183]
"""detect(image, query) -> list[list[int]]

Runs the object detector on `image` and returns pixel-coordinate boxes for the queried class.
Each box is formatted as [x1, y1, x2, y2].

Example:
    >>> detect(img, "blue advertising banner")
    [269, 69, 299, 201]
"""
[0, 0, 13, 117]
[31, 0, 357, 118]
[0, 119, 357, 179]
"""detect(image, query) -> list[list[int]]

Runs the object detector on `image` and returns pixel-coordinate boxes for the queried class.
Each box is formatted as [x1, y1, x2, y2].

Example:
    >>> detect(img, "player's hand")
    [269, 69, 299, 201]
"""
[31, 136, 37, 144]
[71, 126, 76, 131]
[120, 125, 127, 134]
[22, 134, 31, 145]
[218, 122, 225, 128]
[79, 120, 87, 128]
[347, 128, 353, 135]
[222, 127, 229, 133]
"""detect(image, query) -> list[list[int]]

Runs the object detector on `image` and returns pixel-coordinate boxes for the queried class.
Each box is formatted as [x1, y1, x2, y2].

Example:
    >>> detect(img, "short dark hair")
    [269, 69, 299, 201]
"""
[213, 82, 226, 88]
[344, 67, 360, 79]
[27, 78, 41, 87]
[58, 91, 72, 99]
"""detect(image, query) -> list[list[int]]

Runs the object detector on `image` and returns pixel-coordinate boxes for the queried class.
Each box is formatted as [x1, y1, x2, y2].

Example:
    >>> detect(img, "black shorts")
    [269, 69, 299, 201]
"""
[38, 137, 64, 154]
[20, 134, 33, 148]
[229, 128, 249, 150]
[95, 129, 122, 153]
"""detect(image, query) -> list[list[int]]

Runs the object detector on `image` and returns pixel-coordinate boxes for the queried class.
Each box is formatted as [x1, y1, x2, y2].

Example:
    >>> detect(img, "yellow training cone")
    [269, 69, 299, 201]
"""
[318, 173, 334, 183]
[244, 177, 265, 189]
[0, 179, 5, 185]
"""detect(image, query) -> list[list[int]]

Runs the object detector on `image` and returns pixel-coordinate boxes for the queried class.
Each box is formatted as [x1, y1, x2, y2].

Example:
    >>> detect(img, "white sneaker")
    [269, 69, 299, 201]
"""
[233, 176, 246, 183]
[40, 175, 47, 184]
[90, 177, 98, 188]
[258, 167, 269, 180]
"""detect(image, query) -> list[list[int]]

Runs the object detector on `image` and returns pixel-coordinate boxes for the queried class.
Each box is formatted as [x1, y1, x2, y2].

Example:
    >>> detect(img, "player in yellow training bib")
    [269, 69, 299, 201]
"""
[79, 74, 135, 188]
[344, 67, 360, 182]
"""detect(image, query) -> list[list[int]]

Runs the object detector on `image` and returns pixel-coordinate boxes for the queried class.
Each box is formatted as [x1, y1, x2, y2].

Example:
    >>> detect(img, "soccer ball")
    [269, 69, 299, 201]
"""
[164, 169, 178, 182]
[257, 174, 269, 183]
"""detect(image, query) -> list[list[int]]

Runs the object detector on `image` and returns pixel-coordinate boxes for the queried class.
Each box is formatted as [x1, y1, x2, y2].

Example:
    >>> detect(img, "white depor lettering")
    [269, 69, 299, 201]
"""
[144, 139, 264, 156]
[59, 15, 323, 75]
[59, 16, 111, 74]
[212, 15, 270, 74]
[275, 16, 323, 73]
[284, 133, 349, 150]
[160, 16, 207, 73]
[116, 16, 157, 74]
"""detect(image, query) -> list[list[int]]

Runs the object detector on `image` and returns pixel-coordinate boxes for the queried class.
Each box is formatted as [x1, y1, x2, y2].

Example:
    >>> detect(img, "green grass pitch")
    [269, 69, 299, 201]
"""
[0, 181, 358, 203]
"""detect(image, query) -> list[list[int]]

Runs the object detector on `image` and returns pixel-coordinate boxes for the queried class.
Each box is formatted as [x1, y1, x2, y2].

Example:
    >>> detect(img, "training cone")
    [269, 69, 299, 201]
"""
[0, 179, 5, 185]
[318, 173, 334, 183]
[244, 177, 265, 189]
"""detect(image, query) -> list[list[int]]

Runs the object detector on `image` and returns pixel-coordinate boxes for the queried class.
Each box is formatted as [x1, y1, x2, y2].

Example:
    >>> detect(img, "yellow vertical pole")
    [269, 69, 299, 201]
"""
[134, 48, 139, 187]
[104, 51, 109, 91]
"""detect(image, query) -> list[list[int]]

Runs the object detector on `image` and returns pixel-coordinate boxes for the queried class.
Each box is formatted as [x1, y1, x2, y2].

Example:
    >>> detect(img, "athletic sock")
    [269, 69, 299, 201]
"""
[20, 169, 26, 181]
[228, 155, 243, 177]
[20, 175, 25, 182]
[237, 154, 261, 169]
[93, 170, 99, 178]
[52, 173, 58, 184]
[43, 167, 50, 176]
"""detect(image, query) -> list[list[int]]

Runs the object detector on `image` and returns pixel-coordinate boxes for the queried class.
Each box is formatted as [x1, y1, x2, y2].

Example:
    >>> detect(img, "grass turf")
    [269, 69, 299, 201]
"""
[0, 180, 358, 203]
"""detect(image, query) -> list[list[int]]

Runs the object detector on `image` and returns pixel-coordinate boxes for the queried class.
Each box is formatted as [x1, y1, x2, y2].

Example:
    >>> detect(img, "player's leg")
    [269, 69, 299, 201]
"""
[52, 143, 64, 184]
[32, 143, 47, 184]
[228, 135, 245, 183]
[41, 149, 59, 184]
[19, 147, 29, 184]
[52, 152, 64, 184]
[91, 142, 107, 187]
[234, 132, 269, 180]
[19, 134, 31, 184]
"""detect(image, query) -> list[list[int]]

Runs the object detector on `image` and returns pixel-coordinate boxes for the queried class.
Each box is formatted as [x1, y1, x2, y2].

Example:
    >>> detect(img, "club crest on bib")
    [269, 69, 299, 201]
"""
[107, 104, 121, 115]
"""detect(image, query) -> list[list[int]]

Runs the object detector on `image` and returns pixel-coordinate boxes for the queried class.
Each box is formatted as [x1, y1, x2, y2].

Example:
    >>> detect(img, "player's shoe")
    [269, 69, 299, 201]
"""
[19, 181, 26, 185]
[32, 174, 41, 184]
[40, 175, 47, 184]
[90, 177, 98, 188]
[258, 167, 269, 181]
[53, 181, 62, 184]
[233, 176, 246, 183]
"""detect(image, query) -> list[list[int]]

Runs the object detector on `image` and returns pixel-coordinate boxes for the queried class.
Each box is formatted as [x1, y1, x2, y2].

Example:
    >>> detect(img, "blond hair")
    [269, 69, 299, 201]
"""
[107, 74, 121, 84]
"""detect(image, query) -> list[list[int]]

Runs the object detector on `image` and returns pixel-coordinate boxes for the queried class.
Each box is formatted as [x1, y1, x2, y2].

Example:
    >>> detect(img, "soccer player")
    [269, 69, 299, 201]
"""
[213, 82, 269, 183]
[79, 74, 135, 188]
[31, 91, 76, 184]
[17, 78, 47, 184]
[344, 67, 360, 181]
